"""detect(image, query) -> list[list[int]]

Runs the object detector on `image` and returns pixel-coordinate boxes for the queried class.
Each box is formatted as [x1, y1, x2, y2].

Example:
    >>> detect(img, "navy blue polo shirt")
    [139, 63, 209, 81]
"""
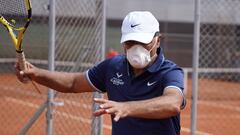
[86, 49, 185, 135]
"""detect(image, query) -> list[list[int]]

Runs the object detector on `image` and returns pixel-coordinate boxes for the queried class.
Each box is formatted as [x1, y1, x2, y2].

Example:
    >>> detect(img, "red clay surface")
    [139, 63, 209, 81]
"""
[0, 73, 240, 135]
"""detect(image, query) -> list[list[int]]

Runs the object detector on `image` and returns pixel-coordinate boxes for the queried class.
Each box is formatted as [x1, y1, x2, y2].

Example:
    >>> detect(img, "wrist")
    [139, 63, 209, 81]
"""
[125, 101, 134, 117]
[30, 67, 40, 79]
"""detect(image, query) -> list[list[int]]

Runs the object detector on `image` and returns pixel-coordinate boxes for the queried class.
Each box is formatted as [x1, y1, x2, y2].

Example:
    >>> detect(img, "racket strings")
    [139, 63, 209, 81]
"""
[0, 0, 28, 28]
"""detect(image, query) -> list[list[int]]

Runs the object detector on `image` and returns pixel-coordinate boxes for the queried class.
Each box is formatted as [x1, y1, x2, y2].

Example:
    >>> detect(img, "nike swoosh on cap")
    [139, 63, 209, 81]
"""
[131, 24, 140, 28]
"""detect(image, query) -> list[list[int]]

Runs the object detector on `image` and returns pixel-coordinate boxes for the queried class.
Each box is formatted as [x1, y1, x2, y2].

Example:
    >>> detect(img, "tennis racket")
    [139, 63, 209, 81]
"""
[0, 0, 41, 93]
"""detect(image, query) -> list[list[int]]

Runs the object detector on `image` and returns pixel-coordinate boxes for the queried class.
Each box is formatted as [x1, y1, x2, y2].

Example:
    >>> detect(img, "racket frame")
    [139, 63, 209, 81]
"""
[0, 0, 40, 93]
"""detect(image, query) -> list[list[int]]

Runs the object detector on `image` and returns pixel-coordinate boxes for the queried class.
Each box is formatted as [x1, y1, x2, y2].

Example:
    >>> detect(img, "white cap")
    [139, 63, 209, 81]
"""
[120, 11, 160, 44]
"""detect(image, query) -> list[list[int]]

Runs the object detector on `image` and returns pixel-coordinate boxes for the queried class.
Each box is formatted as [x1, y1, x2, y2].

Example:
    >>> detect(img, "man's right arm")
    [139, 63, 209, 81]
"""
[15, 62, 94, 93]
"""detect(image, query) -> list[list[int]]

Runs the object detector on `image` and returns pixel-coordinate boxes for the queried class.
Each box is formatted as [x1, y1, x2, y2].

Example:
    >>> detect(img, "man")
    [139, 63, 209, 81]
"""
[16, 11, 185, 135]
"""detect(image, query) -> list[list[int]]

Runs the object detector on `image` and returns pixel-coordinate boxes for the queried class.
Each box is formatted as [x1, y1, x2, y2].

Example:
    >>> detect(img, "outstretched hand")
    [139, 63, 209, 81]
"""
[93, 98, 130, 122]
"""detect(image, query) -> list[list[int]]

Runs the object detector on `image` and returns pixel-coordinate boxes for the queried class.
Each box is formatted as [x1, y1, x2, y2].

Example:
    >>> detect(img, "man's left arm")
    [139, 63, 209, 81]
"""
[94, 87, 184, 121]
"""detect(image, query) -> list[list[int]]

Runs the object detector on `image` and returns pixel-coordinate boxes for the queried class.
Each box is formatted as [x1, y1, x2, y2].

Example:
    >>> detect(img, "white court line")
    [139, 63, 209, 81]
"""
[56, 97, 92, 110]
[198, 100, 240, 112]
[4, 96, 109, 129]
[1, 85, 42, 98]
[4, 96, 211, 135]
[4, 96, 92, 124]
[4, 96, 39, 108]
[1, 85, 92, 109]
[181, 127, 211, 135]
[182, 114, 240, 119]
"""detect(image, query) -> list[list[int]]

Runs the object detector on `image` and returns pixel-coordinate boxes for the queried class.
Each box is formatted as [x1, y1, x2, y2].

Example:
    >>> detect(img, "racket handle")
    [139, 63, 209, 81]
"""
[16, 51, 27, 71]
[16, 51, 41, 94]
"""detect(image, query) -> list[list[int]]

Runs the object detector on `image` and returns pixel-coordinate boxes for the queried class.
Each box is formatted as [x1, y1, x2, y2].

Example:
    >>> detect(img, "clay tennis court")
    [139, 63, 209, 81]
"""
[1, 73, 240, 135]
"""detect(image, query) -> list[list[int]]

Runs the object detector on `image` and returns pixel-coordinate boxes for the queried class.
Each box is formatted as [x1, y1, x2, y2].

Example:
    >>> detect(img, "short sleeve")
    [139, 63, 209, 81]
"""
[163, 68, 184, 90]
[86, 59, 110, 93]
[163, 68, 186, 109]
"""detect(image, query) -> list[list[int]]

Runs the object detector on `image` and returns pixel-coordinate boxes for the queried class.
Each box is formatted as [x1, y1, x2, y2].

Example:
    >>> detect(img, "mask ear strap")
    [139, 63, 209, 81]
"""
[148, 37, 159, 61]
[149, 37, 158, 52]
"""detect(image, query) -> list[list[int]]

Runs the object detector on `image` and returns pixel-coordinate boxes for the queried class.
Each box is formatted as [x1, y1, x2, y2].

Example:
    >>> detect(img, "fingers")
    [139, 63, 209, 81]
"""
[94, 98, 113, 108]
[105, 108, 116, 114]
[25, 61, 34, 69]
[93, 98, 128, 122]
[93, 108, 107, 117]
[94, 106, 122, 122]
[105, 108, 125, 122]
[100, 102, 114, 109]
[94, 98, 116, 108]
[15, 67, 29, 83]
[20, 71, 30, 83]
[15, 61, 30, 83]
[94, 98, 109, 104]
[114, 113, 121, 122]
[93, 98, 114, 117]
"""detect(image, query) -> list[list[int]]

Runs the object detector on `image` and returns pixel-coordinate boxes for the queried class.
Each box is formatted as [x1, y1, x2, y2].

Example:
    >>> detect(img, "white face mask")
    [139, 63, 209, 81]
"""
[126, 41, 156, 69]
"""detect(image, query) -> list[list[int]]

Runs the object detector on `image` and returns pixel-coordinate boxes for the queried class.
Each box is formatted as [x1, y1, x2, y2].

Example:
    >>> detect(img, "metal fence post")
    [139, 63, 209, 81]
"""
[92, 0, 106, 135]
[47, 0, 56, 134]
[191, 0, 200, 135]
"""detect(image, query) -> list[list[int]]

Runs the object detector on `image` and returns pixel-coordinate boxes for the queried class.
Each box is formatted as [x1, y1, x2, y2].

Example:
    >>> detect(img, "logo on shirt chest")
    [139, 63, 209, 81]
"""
[110, 72, 124, 86]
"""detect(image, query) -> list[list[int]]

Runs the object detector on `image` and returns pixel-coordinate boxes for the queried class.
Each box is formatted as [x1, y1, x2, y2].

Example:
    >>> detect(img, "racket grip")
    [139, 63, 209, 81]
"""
[16, 51, 27, 71]
[16, 51, 41, 94]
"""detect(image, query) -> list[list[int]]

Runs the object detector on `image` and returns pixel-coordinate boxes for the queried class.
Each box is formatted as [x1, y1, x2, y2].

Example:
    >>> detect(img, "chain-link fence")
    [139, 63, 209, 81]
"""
[54, 0, 105, 135]
[0, 0, 105, 134]
[1, 0, 240, 135]
[189, 0, 240, 135]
